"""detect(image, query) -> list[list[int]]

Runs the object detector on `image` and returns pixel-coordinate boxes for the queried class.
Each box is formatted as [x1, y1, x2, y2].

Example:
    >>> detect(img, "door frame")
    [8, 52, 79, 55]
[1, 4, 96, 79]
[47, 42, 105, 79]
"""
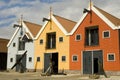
[81, 50, 104, 74]
[44, 52, 58, 73]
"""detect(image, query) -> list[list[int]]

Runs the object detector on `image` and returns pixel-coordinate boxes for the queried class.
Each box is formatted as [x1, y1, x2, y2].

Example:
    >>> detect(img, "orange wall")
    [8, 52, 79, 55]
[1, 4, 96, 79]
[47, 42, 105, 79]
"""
[70, 11, 120, 71]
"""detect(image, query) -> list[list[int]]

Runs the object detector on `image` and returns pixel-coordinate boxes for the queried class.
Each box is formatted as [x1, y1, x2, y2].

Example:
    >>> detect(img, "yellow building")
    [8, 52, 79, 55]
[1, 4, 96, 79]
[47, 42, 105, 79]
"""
[34, 14, 76, 73]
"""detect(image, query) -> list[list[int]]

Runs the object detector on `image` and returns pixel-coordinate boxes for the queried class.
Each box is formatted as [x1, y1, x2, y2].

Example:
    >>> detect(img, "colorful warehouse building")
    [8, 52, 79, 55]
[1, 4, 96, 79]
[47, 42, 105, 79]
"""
[69, 5, 120, 75]
[7, 5, 120, 75]
[7, 20, 42, 72]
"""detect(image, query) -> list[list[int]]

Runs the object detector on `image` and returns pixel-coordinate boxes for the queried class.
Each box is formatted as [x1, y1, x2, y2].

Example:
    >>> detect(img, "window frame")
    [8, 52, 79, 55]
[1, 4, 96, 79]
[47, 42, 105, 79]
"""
[13, 43, 16, 47]
[37, 57, 40, 62]
[75, 34, 81, 41]
[59, 37, 63, 42]
[29, 57, 32, 62]
[40, 39, 43, 44]
[85, 26, 99, 46]
[103, 30, 110, 38]
[10, 58, 13, 62]
[72, 55, 78, 62]
[61, 56, 66, 62]
[107, 53, 115, 61]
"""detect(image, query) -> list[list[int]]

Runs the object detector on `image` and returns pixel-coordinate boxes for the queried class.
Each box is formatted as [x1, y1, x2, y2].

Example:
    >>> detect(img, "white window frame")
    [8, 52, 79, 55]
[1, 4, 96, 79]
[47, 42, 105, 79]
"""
[103, 30, 110, 38]
[72, 55, 78, 62]
[61, 56, 66, 62]
[107, 53, 115, 61]
[75, 34, 81, 41]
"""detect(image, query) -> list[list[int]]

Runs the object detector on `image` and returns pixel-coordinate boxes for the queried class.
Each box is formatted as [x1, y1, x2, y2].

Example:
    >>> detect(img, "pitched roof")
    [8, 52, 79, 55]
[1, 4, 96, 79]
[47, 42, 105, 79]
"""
[23, 21, 42, 37]
[94, 6, 120, 26]
[70, 5, 120, 35]
[53, 15, 76, 33]
[7, 21, 42, 47]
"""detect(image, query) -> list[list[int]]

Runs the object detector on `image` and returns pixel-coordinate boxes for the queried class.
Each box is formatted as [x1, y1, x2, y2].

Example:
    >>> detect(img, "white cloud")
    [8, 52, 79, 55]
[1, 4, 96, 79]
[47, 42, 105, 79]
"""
[0, 0, 120, 39]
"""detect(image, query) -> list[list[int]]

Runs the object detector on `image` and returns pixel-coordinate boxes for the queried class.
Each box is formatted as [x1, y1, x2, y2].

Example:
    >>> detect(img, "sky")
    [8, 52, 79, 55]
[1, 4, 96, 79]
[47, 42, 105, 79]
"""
[0, 0, 120, 39]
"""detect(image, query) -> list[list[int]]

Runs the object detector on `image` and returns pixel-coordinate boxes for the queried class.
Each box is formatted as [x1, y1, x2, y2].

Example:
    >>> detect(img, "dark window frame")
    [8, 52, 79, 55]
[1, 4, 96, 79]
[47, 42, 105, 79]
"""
[37, 57, 40, 62]
[18, 37, 25, 51]
[13, 43, 16, 47]
[29, 57, 32, 62]
[103, 31, 110, 38]
[59, 37, 63, 42]
[76, 34, 81, 41]
[40, 39, 43, 44]
[46, 32, 56, 49]
[62, 56, 66, 62]
[72, 55, 78, 62]
[85, 26, 99, 46]
[108, 54, 115, 61]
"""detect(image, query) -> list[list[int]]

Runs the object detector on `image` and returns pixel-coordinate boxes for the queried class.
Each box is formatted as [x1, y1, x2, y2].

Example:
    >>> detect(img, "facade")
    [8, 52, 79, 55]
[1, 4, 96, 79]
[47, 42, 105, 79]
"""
[0, 38, 9, 71]
[69, 5, 120, 75]
[7, 21, 42, 72]
[34, 14, 76, 73]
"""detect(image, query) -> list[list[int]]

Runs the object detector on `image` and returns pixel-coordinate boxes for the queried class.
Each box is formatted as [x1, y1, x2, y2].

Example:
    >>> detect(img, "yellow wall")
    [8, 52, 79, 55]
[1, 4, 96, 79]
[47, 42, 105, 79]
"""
[34, 19, 70, 71]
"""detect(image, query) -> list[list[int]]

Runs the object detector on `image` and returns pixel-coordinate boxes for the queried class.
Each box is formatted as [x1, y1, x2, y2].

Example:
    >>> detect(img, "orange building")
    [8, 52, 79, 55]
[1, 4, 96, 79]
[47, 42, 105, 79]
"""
[69, 5, 120, 75]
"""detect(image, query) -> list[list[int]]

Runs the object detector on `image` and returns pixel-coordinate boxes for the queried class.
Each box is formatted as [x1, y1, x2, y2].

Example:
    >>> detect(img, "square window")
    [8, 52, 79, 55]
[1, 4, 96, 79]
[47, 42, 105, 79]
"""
[10, 58, 13, 62]
[37, 57, 40, 62]
[62, 56, 66, 62]
[13, 43, 16, 47]
[29, 57, 32, 62]
[103, 31, 110, 38]
[76, 35, 81, 41]
[59, 37, 63, 42]
[108, 54, 115, 61]
[72, 55, 78, 62]
[40, 39, 43, 44]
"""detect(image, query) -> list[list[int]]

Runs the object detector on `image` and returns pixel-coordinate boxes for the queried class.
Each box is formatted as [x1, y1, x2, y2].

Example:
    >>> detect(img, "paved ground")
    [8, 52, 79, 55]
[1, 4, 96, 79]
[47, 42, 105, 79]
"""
[0, 72, 120, 80]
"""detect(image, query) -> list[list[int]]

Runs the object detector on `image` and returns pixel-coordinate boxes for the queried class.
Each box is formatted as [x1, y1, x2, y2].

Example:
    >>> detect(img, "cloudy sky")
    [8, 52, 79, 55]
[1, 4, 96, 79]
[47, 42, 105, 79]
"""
[0, 0, 120, 39]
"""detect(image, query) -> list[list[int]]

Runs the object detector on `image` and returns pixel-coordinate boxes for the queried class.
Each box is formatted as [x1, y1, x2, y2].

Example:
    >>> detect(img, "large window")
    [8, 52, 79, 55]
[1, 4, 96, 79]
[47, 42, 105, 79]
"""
[18, 37, 25, 50]
[85, 26, 99, 46]
[46, 32, 56, 49]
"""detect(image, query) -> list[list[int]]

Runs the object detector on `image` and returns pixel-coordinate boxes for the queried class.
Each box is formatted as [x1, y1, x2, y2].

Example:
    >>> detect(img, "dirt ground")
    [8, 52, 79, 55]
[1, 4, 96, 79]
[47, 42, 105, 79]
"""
[0, 72, 120, 80]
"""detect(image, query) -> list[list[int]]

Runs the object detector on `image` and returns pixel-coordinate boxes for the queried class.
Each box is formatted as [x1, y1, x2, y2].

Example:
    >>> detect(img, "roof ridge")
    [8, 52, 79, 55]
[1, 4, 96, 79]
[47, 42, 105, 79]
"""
[53, 14, 77, 23]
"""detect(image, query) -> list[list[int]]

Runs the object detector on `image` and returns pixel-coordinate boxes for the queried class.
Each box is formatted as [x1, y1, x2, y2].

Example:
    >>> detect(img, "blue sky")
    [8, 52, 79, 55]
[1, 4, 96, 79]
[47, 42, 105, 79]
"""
[0, 0, 120, 39]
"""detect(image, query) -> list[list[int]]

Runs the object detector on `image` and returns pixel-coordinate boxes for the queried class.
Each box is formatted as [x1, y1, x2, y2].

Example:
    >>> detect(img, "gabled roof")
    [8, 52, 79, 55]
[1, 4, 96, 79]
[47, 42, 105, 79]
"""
[7, 21, 42, 47]
[35, 14, 76, 39]
[94, 6, 120, 27]
[53, 15, 76, 33]
[70, 5, 120, 35]
[23, 21, 42, 37]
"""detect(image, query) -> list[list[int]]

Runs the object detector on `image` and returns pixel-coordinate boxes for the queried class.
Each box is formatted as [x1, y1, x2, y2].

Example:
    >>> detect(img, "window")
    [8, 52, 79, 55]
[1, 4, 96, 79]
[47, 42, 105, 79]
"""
[108, 54, 115, 61]
[37, 57, 40, 62]
[76, 34, 81, 41]
[62, 56, 66, 62]
[18, 37, 25, 50]
[103, 31, 110, 38]
[29, 57, 32, 62]
[59, 37, 63, 42]
[13, 43, 16, 47]
[10, 58, 13, 62]
[85, 26, 99, 46]
[72, 55, 78, 62]
[46, 32, 56, 49]
[40, 39, 43, 44]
